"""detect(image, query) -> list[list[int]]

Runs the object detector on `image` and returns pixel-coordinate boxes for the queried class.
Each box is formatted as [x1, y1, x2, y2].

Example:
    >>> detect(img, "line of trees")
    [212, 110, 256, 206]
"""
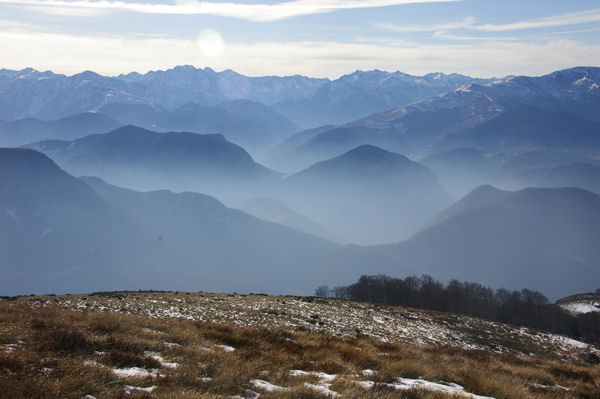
[315, 275, 600, 345]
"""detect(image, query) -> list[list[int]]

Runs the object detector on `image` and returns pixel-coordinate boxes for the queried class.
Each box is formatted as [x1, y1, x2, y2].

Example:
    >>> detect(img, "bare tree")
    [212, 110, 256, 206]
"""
[314, 285, 330, 298]
[331, 286, 349, 299]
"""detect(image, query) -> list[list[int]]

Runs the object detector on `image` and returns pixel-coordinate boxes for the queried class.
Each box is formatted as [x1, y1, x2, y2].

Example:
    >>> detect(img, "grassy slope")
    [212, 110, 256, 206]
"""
[1, 292, 599, 399]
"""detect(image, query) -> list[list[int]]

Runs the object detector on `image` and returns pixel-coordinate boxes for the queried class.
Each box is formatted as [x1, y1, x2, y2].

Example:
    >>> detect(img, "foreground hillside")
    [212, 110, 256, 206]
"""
[1, 292, 599, 398]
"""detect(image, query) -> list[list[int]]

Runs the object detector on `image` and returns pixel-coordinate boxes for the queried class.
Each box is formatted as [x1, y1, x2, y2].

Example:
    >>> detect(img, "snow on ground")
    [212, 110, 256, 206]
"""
[530, 383, 570, 391]
[2, 343, 19, 353]
[303, 382, 340, 397]
[290, 370, 338, 382]
[144, 351, 180, 368]
[215, 344, 236, 352]
[560, 302, 600, 315]
[357, 378, 494, 398]
[112, 367, 158, 378]
[30, 292, 600, 361]
[124, 385, 157, 394]
[250, 379, 289, 392]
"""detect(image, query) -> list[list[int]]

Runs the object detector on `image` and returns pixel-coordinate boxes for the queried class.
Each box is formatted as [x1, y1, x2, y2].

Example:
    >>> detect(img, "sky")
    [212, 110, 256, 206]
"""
[1, 0, 600, 78]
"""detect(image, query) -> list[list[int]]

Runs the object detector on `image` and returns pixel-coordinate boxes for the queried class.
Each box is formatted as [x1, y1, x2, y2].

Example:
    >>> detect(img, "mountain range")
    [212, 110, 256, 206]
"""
[0, 148, 401, 296]
[266, 67, 600, 173]
[2, 65, 600, 300]
[24, 127, 452, 242]
[3, 147, 600, 298]
[0, 66, 499, 129]
[0, 99, 299, 155]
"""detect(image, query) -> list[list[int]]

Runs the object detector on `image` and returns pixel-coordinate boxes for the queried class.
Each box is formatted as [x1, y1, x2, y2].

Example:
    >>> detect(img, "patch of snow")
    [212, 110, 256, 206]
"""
[113, 367, 158, 378]
[124, 385, 157, 395]
[530, 383, 570, 391]
[574, 77, 593, 86]
[216, 344, 236, 352]
[250, 379, 288, 392]
[141, 327, 164, 334]
[361, 369, 376, 376]
[356, 380, 376, 389]
[144, 351, 179, 368]
[547, 334, 588, 350]
[197, 346, 214, 352]
[303, 382, 340, 397]
[560, 302, 600, 315]
[3, 343, 18, 353]
[198, 377, 212, 382]
[358, 378, 495, 399]
[290, 370, 338, 382]
[163, 342, 180, 348]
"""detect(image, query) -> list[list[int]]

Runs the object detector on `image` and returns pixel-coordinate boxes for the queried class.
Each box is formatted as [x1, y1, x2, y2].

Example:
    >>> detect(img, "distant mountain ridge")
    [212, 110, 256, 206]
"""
[272, 69, 499, 126]
[0, 98, 299, 155]
[0, 66, 498, 127]
[23, 125, 280, 202]
[0, 112, 122, 147]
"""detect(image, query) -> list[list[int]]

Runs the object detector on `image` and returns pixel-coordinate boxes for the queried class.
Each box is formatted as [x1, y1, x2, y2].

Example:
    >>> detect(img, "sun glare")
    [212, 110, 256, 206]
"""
[198, 28, 225, 59]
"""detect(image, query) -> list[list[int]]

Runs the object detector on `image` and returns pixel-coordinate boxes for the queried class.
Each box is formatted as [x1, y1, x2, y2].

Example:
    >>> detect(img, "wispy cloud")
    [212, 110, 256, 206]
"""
[378, 17, 475, 33]
[378, 8, 600, 36]
[543, 26, 600, 36]
[471, 8, 600, 31]
[0, 0, 460, 21]
[433, 31, 518, 41]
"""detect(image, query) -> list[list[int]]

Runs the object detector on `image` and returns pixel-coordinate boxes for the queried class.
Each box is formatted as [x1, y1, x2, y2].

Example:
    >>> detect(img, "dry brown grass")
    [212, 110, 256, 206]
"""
[0, 295, 599, 399]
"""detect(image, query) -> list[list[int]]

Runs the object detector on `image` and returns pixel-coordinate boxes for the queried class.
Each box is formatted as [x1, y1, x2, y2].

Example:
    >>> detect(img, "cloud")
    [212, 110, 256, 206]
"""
[0, 0, 460, 22]
[433, 31, 518, 41]
[377, 8, 600, 36]
[1, 29, 599, 79]
[471, 8, 600, 31]
[542, 27, 600, 36]
[378, 17, 475, 32]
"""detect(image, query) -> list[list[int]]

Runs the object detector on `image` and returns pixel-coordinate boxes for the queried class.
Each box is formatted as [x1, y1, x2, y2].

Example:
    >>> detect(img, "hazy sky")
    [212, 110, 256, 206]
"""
[1, 0, 599, 78]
